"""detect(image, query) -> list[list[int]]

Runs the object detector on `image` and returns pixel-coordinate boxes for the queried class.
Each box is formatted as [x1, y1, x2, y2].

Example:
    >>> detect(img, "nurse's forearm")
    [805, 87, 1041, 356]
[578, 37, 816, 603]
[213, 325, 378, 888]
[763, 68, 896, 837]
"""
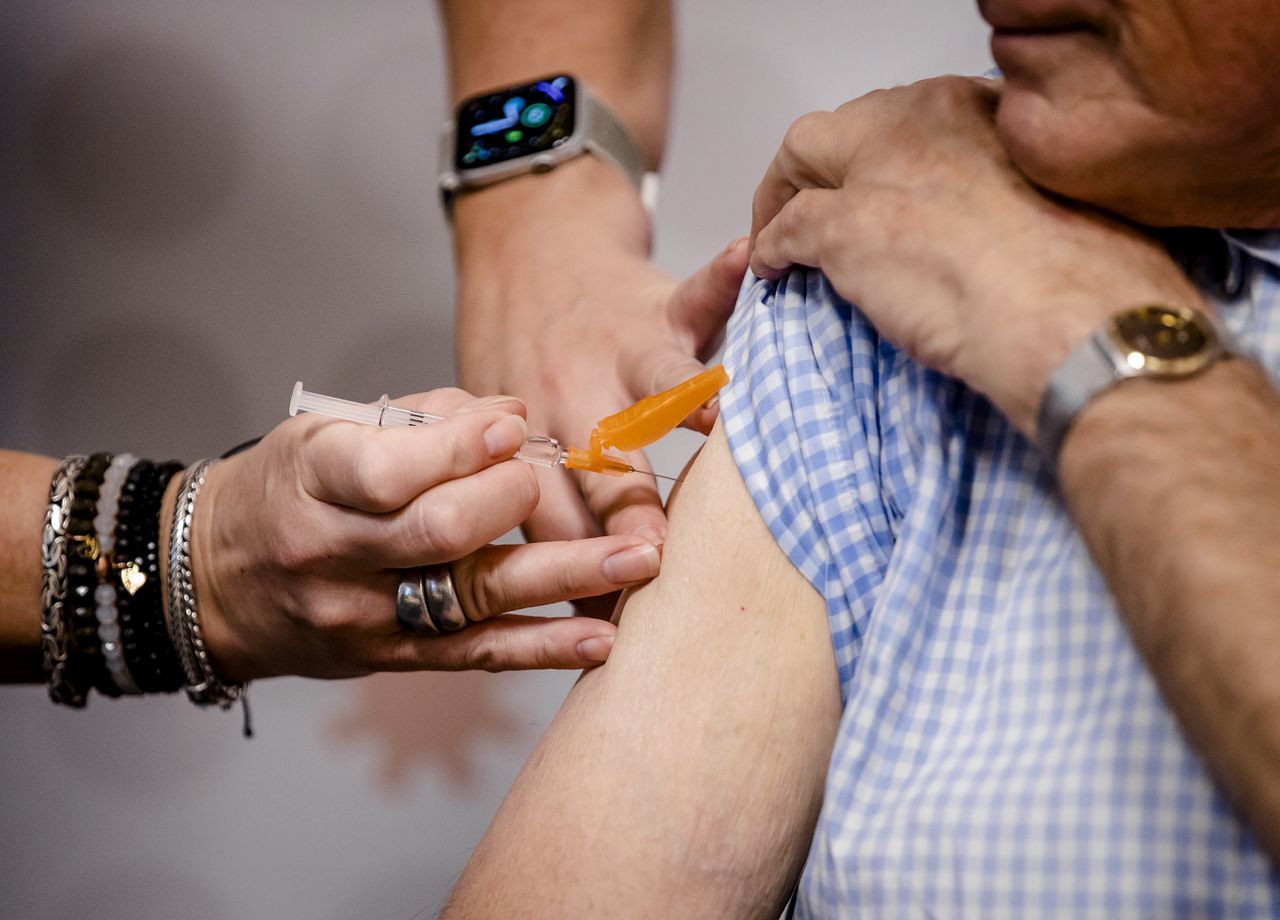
[0, 450, 60, 682]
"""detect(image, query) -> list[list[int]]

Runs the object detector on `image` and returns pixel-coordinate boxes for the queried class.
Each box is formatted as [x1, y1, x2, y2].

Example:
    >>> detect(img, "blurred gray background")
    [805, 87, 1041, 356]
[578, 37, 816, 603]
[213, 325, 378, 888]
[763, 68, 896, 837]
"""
[0, 2, 989, 917]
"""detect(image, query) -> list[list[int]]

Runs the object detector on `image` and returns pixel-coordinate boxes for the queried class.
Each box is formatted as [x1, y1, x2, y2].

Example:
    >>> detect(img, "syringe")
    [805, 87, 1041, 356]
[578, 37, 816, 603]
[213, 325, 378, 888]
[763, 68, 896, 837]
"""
[290, 366, 729, 481]
[290, 382, 656, 478]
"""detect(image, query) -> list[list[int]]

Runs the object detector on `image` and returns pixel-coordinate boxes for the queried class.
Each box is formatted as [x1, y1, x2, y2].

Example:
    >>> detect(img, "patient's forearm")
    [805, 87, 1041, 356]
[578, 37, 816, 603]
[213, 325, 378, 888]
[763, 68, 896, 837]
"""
[442, 425, 841, 917]
[1059, 358, 1280, 863]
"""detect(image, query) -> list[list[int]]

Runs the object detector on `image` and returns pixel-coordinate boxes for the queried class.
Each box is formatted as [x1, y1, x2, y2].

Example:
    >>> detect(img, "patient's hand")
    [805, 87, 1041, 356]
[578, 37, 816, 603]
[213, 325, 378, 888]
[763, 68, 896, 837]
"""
[748, 76, 1202, 439]
[452, 158, 748, 576]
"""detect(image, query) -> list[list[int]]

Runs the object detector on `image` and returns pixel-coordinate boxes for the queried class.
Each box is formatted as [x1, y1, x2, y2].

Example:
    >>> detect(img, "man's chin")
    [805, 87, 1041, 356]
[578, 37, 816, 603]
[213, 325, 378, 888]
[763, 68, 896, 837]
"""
[994, 86, 1167, 224]
[994, 87, 1097, 196]
[992, 80, 1271, 227]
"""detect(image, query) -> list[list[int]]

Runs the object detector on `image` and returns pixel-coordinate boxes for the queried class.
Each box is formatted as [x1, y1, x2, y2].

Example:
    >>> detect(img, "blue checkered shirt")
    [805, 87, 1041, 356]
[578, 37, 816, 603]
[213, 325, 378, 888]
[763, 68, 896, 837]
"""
[719, 231, 1280, 917]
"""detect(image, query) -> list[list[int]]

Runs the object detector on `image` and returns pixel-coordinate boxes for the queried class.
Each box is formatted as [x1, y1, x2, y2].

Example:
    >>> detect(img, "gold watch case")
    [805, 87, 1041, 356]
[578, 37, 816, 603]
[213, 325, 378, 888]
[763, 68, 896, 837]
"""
[1105, 304, 1221, 377]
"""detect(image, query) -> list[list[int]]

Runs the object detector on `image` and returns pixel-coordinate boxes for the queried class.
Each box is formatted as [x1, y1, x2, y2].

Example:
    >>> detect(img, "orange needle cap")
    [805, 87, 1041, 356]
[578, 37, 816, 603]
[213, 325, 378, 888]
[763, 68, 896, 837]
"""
[564, 364, 730, 474]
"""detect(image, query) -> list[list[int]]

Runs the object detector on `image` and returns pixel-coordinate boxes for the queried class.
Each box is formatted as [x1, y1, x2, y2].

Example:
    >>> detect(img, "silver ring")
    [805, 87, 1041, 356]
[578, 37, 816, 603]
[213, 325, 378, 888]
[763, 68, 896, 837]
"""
[395, 568, 439, 635]
[422, 563, 468, 632]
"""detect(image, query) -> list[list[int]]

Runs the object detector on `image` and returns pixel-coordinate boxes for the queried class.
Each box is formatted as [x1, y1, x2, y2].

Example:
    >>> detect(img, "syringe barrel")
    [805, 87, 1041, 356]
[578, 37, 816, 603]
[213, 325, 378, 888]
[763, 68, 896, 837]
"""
[292, 383, 566, 468]
[291, 384, 383, 426]
[514, 436, 565, 469]
[291, 384, 439, 428]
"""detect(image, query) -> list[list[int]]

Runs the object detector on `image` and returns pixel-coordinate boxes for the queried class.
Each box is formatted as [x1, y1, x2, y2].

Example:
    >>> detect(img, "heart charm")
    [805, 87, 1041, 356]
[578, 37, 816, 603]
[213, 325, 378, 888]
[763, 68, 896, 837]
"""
[118, 563, 148, 596]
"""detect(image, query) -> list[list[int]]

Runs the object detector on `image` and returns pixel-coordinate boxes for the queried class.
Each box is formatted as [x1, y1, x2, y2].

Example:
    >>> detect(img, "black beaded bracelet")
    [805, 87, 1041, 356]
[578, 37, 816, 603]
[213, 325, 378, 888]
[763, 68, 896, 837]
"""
[116, 459, 160, 691]
[63, 452, 115, 698]
[117, 460, 185, 693]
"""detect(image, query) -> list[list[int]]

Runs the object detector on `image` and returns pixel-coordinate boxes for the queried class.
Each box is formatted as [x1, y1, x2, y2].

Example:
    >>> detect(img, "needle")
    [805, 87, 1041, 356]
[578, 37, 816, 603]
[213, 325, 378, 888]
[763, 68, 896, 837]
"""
[643, 470, 684, 483]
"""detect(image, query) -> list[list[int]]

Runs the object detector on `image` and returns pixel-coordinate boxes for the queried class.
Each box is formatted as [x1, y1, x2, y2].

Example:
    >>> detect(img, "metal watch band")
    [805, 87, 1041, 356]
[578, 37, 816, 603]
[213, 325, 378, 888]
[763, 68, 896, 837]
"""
[1036, 309, 1237, 468]
[583, 93, 647, 194]
[1036, 334, 1121, 466]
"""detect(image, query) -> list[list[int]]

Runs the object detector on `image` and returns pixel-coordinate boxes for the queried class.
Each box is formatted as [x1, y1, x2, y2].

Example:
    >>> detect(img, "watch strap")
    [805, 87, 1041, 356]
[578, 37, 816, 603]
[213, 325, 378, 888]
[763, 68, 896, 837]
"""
[583, 94, 647, 195]
[1036, 334, 1121, 465]
[1037, 308, 1237, 468]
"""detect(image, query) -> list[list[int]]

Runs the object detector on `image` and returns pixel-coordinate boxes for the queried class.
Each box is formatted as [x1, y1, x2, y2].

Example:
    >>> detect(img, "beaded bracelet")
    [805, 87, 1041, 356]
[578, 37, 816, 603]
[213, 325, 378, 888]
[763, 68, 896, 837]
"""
[117, 460, 185, 693]
[43, 451, 250, 735]
[41, 455, 89, 706]
[115, 459, 160, 688]
[44, 454, 182, 704]
[64, 453, 116, 697]
[92, 453, 140, 694]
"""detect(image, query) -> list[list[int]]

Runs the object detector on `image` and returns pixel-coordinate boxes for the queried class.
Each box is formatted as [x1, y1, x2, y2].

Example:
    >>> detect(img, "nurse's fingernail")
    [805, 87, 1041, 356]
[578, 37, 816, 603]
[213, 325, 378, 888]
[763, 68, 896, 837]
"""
[603, 542, 661, 583]
[484, 415, 527, 459]
[577, 635, 615, 664]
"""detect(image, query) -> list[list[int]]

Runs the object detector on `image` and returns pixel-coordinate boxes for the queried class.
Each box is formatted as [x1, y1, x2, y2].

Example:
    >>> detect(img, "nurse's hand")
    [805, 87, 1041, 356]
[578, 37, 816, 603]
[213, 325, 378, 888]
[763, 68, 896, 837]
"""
[181, 388, 661, 682]
[453, 159, 748, 563]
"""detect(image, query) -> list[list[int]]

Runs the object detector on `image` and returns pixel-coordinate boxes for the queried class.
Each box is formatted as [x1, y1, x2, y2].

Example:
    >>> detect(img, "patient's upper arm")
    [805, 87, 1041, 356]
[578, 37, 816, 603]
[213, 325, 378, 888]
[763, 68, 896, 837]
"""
[443, 422, 842, 918]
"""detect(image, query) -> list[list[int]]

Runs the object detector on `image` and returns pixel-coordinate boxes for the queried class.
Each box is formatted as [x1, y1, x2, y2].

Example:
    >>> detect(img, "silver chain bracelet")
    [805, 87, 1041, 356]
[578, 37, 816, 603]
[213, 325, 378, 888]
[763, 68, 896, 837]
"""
[166, 458, 245, 711]
[41, 455, 88, 706]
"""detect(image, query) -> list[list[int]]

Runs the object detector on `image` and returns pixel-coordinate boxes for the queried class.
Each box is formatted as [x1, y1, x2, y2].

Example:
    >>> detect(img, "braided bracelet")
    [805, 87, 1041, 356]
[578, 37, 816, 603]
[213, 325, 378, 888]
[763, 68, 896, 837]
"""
[41, 455, 89, 706]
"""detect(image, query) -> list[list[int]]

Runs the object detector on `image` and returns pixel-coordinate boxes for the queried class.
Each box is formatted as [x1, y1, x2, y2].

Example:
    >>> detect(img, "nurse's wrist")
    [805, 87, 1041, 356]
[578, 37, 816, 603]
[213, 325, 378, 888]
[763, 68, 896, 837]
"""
[451, 154, 651, 264]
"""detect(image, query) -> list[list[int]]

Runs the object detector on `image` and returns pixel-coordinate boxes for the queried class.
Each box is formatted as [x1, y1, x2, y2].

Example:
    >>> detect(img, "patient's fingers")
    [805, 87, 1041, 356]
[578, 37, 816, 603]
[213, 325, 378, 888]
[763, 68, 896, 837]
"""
[750, 109, 849, 244]
[750, 188, 841, 280]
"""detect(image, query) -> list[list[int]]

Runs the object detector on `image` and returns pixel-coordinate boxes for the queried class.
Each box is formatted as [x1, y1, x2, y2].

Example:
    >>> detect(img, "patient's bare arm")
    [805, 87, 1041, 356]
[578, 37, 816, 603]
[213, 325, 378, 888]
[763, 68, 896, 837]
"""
[442, 423, 842, 918]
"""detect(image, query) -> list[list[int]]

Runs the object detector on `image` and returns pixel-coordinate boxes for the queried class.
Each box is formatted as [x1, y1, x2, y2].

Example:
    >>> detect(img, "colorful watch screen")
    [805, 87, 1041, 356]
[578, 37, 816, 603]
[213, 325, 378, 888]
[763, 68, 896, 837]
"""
[455, 74, 577, 171]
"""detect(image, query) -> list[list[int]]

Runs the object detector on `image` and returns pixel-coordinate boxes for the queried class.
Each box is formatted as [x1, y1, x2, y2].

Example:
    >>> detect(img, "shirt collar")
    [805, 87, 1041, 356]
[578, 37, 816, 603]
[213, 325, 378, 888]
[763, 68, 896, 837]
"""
[1158, 227, 1280, 299]
[1223, 229, 1280, 271]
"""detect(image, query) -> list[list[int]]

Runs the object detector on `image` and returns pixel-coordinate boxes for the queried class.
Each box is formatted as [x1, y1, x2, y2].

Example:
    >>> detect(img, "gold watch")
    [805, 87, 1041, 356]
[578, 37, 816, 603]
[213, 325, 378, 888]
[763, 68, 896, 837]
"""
[1036, 304, 1234, 464]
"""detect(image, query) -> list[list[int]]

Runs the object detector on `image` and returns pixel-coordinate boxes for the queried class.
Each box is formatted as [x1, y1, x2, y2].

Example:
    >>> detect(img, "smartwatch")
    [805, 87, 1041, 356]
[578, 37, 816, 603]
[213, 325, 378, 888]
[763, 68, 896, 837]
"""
[1036, 304, 1235, 465]
[438, 73, 658, 212]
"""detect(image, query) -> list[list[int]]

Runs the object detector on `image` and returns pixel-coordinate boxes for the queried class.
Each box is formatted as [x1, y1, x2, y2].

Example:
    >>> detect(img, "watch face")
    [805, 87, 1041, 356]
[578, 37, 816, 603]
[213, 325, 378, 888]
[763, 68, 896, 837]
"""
[455, 75, 577, 172]
[1108, 304, 1217, 374]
